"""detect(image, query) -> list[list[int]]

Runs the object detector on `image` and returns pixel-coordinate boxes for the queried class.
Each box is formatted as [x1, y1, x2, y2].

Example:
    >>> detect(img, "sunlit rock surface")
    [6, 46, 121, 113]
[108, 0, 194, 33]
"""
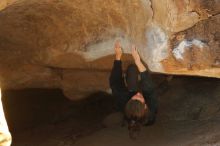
[0, 0, 17, 11]
[0, 0, 219, 99]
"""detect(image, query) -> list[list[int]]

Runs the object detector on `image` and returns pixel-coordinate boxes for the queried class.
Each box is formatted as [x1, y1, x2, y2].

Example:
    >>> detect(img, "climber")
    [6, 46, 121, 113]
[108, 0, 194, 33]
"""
[109, 40, 157, 139]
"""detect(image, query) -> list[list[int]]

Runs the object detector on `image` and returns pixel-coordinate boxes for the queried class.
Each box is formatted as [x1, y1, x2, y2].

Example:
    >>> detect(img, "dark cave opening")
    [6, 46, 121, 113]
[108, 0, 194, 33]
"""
[2, 89, 116, 145]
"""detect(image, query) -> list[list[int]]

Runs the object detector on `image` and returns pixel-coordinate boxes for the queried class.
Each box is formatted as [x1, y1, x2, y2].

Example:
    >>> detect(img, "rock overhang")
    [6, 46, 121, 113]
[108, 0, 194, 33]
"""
[0, 0, 219, 99]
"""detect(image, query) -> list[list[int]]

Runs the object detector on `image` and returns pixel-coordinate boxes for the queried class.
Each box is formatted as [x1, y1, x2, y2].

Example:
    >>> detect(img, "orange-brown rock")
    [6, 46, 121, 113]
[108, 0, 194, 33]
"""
[0, 0, 219, 100]
[162, 14, 220, 78]
[152, 0, 220, 32]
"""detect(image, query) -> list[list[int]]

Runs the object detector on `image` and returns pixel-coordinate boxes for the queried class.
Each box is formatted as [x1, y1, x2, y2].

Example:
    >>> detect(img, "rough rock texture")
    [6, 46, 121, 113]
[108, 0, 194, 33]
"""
[162, 14, 220, 77]
[152, 0, 200, 32]
[152, 0, 220, 32]
[0, 0, 17, 11]
[0, 0, 219, 99]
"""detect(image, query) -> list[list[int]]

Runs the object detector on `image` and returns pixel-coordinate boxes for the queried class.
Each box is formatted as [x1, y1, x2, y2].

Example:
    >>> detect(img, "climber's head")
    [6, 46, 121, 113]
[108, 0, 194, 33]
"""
[125, 92, 148, 139]
[125, 92, 147, 119]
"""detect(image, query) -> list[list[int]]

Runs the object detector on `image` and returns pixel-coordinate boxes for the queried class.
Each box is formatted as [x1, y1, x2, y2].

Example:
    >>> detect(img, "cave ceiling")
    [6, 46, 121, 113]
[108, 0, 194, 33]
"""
[0, 0, 219, 99]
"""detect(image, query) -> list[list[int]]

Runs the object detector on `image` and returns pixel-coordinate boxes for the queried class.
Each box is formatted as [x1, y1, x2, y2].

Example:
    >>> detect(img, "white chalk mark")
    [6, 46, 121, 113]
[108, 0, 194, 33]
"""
[143, 25, 168, 72]
[78, 36, 132, 61]
[172, 39, 206, 60]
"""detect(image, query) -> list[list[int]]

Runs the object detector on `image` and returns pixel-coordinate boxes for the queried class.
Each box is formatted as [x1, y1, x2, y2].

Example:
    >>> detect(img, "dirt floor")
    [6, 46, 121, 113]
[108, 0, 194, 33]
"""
[2, 75, 220, 146]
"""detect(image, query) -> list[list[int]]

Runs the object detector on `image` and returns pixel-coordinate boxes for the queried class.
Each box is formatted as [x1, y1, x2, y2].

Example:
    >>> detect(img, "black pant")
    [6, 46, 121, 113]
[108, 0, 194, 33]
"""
[109, 60, 157, 119]
[126, 64, 139, 92]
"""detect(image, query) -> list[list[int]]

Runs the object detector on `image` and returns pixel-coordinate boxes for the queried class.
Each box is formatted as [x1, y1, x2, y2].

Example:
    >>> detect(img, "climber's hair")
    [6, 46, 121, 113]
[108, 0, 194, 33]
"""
[125, 99, 148, 139]
[125, 100, 146, 119]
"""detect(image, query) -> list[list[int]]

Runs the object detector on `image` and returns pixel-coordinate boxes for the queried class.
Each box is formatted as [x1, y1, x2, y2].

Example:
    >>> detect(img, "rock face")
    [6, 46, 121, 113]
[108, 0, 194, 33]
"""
[0, 0, 17, 11]
[162, 14, 220, 77]
[0, 0, 219, 99]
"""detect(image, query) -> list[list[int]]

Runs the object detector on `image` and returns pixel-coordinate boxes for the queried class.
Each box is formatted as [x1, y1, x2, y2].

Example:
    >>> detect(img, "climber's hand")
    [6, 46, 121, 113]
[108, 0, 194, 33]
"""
[131, 45, 141, 64]
[114, 40, 122, 60]
[131, 45, 146, 72]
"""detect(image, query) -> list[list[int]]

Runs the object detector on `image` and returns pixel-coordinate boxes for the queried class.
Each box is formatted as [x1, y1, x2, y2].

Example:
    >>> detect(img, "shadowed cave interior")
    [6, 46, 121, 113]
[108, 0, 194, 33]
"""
[2, 75, 220, 146]
[0, 0, 220, 145]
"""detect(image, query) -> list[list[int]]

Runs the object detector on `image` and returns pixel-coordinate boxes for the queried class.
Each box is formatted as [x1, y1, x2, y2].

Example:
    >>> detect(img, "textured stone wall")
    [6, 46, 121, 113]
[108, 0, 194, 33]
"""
[0, 0, 219, 99]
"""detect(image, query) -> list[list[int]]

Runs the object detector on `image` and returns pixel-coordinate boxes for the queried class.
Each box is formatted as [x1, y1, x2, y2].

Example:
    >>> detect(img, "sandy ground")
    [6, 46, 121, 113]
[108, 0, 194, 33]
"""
[2, 75, 220, 146]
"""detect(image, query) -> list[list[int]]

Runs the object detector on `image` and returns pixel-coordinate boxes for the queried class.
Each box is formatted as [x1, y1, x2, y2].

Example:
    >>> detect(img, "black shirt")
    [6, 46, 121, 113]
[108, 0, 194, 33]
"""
[109, 60, 158, 125]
